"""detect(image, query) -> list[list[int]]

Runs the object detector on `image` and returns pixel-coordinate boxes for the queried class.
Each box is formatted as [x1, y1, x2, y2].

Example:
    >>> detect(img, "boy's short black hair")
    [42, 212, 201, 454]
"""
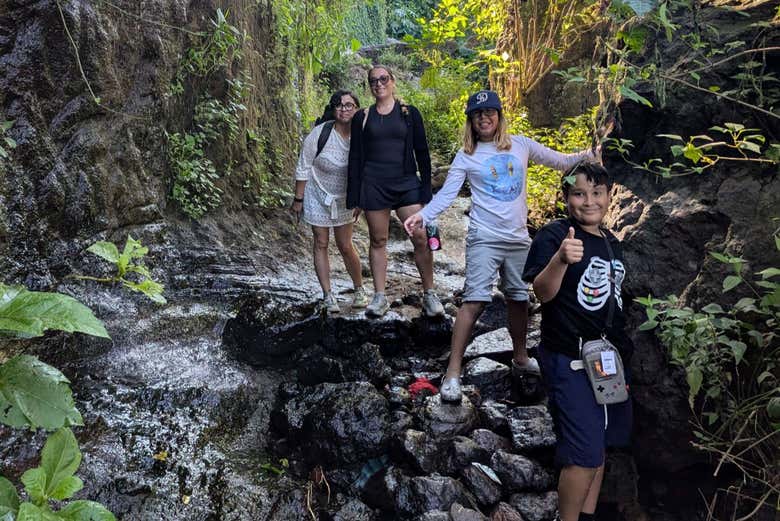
[561, 162, 611, 198]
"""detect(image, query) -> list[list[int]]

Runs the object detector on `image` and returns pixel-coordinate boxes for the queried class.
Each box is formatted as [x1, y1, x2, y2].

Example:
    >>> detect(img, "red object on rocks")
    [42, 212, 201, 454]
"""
[407, 377, 438, 398]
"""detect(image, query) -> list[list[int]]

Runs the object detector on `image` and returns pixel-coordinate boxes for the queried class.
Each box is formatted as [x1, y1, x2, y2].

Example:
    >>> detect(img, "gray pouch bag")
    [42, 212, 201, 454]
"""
[581, 337, 628, 405]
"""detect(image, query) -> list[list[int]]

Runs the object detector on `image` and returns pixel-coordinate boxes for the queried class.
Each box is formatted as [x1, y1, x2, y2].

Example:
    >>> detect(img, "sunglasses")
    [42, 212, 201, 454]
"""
[368, 75, 391, 87]
[470, 108, 498, 119]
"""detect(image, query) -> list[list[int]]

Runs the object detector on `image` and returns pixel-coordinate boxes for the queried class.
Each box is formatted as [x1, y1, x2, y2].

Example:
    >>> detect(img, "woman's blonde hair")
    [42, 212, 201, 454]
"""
[462, 111, 512, 154]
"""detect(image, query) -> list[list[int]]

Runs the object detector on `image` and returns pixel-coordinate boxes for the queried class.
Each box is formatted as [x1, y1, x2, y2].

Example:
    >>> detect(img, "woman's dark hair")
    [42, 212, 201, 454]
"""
[561, 162, 611, 197]
[314, 90, 361, 125]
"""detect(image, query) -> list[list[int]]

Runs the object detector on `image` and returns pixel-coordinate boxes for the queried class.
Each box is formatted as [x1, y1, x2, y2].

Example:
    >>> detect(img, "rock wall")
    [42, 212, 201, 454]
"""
[0, 0, 303, 291]
[602, 1, 780, 511]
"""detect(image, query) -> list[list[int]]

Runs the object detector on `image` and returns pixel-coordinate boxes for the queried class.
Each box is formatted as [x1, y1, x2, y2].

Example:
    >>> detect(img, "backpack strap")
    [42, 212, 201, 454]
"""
[315, 120, 335, 158]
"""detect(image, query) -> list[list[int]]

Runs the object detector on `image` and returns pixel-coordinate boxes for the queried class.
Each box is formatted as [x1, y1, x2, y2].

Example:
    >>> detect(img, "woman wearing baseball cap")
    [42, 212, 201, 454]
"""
[404, 89, 599, 404]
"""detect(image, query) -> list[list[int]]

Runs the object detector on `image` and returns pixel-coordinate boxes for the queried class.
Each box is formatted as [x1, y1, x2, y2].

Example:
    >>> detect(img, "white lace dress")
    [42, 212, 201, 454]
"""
[294, 123, 352, 227]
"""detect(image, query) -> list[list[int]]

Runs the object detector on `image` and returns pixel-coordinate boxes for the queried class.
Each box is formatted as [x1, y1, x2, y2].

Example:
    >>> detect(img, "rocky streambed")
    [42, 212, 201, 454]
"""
[1, 204, 642, 520]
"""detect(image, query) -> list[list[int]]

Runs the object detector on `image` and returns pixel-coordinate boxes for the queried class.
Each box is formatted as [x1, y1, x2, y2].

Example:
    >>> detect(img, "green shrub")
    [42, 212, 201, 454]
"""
[637, 236, 780, 514]
[345, 0, 388, 46]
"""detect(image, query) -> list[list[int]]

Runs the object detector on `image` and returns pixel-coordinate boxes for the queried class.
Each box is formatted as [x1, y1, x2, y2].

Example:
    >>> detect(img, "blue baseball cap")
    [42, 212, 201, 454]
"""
[465, 90, 502, 115]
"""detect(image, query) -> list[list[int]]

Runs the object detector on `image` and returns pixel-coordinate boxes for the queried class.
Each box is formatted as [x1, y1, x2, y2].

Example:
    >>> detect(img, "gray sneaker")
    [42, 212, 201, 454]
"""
[323, 292, 340, 313]
[365, 293, 389, 317]
[351, 286, 369, 308]
[422, 289, 444, 317]
[440, 376, 462, 403]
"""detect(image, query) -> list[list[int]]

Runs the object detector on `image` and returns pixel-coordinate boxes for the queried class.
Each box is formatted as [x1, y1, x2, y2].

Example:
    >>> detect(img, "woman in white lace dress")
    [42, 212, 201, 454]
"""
[291, 90, 367, 312]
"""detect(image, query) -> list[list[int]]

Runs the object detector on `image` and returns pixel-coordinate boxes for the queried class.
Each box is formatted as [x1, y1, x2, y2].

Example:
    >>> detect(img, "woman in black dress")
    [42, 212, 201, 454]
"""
[347, 65, 443, 318]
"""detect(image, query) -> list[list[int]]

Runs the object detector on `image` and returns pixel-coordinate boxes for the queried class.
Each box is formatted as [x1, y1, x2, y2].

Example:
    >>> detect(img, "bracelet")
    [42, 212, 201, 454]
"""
[293, 196, 304, 203]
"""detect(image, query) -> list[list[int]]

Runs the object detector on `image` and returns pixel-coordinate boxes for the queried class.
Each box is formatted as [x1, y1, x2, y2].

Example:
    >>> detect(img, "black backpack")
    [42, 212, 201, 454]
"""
[315, 120, 335, 158]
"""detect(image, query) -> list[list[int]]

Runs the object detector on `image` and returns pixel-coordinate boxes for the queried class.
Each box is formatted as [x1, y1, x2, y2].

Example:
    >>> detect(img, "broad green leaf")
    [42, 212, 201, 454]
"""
[0, 477, 20, 517]
[40, 429, 82, 502]
[16, 502, 62, 521]
[725, 340, 747, 364]
[701, 303, 723, 314]
[686, 367, 703, 405]
[0, 356, 83, 429]
[21, 468, 47, 505]
[682, 143, 703, 163]
[638, 320, 658, 331]
[619, 86, 653, 107]
[85, 242, 119, 264]
[734, 297, 757, 312]
[657, 134, 684, 141]
[709, 252, 730, 263]
[121, 280, 166, 305]
[767, 397, 780, 420]
[747, 330, 765, 347]
[758, 268, 780, 279]
[49, 476, 83, 502]
[58, 501, 116, 521]
[0, 286, 109, 339]
[722, 275, 742, 292]
[350, 38, 361, 52]
[757, 371, 774, 385]
[738, 141, 761, 154]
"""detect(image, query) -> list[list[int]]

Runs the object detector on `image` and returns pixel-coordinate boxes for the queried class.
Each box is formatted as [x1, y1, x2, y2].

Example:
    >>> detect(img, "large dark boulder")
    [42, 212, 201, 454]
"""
[272, 382, 390, 466]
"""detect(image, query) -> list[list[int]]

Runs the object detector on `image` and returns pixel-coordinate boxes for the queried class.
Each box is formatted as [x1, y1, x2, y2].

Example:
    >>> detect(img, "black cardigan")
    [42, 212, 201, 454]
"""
[346, 103, 432, 209]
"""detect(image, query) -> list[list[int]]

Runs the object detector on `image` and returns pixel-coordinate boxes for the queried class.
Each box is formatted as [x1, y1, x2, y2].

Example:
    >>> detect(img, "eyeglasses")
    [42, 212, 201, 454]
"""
[335, 103, 356, 111]
[368, 75, 391, 87]
[470, 108, 498, 119]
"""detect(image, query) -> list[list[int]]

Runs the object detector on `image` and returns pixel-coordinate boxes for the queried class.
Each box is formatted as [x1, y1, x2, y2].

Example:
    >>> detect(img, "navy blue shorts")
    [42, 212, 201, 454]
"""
[538, 343, 632, 468]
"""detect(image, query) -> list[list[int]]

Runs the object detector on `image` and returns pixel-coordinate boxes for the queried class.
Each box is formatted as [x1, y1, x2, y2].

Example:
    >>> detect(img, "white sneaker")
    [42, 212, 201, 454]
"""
[323, 292, 340, 313]
[440, 376, 462, 402]
[365, 293, 389, 317]
[422, 289, 444, 317]
[351, 286, 369, 308]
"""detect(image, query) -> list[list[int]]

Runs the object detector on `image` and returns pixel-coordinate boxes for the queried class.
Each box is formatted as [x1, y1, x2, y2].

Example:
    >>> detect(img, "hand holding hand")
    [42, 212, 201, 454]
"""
[404, 213, 423, 237]
[558, 227, 583, 264]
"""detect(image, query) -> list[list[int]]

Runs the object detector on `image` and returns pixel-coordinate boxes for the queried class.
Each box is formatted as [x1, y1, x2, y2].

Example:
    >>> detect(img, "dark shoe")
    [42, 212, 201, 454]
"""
[512, 357, 542, 402]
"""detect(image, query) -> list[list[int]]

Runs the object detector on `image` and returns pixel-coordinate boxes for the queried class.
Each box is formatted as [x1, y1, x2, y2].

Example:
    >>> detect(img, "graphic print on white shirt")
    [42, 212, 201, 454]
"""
[577, 256, 625, 311]
[481, 153, 524, 202]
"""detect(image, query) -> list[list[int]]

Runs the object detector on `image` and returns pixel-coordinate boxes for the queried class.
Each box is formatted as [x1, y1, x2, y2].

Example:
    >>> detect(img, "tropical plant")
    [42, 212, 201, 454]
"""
[0, 428, 116, 521]
[0, 284, 115, 519]
[637, 233, 780, 519]
[71, 235, 166, 304]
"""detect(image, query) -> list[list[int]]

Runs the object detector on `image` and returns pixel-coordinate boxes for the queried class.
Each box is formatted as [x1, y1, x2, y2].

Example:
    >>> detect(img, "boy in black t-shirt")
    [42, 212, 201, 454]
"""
[522, 163, 632, 521]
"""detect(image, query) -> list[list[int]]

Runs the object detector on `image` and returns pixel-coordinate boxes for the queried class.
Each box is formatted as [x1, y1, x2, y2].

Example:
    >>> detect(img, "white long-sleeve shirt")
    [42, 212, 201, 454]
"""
[420, 135, 594, 242]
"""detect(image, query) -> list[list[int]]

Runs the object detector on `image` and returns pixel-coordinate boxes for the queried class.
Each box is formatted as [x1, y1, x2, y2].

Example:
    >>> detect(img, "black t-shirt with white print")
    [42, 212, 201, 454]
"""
[522, 218, 632, 359]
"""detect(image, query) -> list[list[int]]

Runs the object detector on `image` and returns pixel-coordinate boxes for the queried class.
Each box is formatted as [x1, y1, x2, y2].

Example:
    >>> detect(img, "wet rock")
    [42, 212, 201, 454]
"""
[461, 384, 483, 408]
[362, 466, 407, 512]
[490, 451, 553, 492]
[478, 401, 510, 433]
[506, 406, 556, 451]
[223, 296, 322, 367]
[463, 357, 511, 401]
[399, 429, 442, 474]
[398, 474, 478, 516]
[450, 502, 489, 520]
[273, 382, 390, 466]
[333, 498, 377, 521]
[508, 491, 558, 521]
[387, 384, 412, 409]
[449, 436, 491, 470]
[390, 410, 414, 437]
[296, 342, 391, 387]
[418, 512, 450, 521]
[470, 429, 513, 454]
[460, 462, 503, 507]
[464, 327, 513, 363]
[489, 502, 525, 521]
[419, 394, 478, 438]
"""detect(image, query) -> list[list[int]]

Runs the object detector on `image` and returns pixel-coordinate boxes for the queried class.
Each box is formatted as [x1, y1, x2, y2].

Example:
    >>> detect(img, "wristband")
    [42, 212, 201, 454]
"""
[293, 196, 304, 203]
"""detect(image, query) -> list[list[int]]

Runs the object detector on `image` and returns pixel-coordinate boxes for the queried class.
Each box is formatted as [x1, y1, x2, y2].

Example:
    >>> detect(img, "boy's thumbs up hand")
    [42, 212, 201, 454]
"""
[558, 226, 583, 264]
